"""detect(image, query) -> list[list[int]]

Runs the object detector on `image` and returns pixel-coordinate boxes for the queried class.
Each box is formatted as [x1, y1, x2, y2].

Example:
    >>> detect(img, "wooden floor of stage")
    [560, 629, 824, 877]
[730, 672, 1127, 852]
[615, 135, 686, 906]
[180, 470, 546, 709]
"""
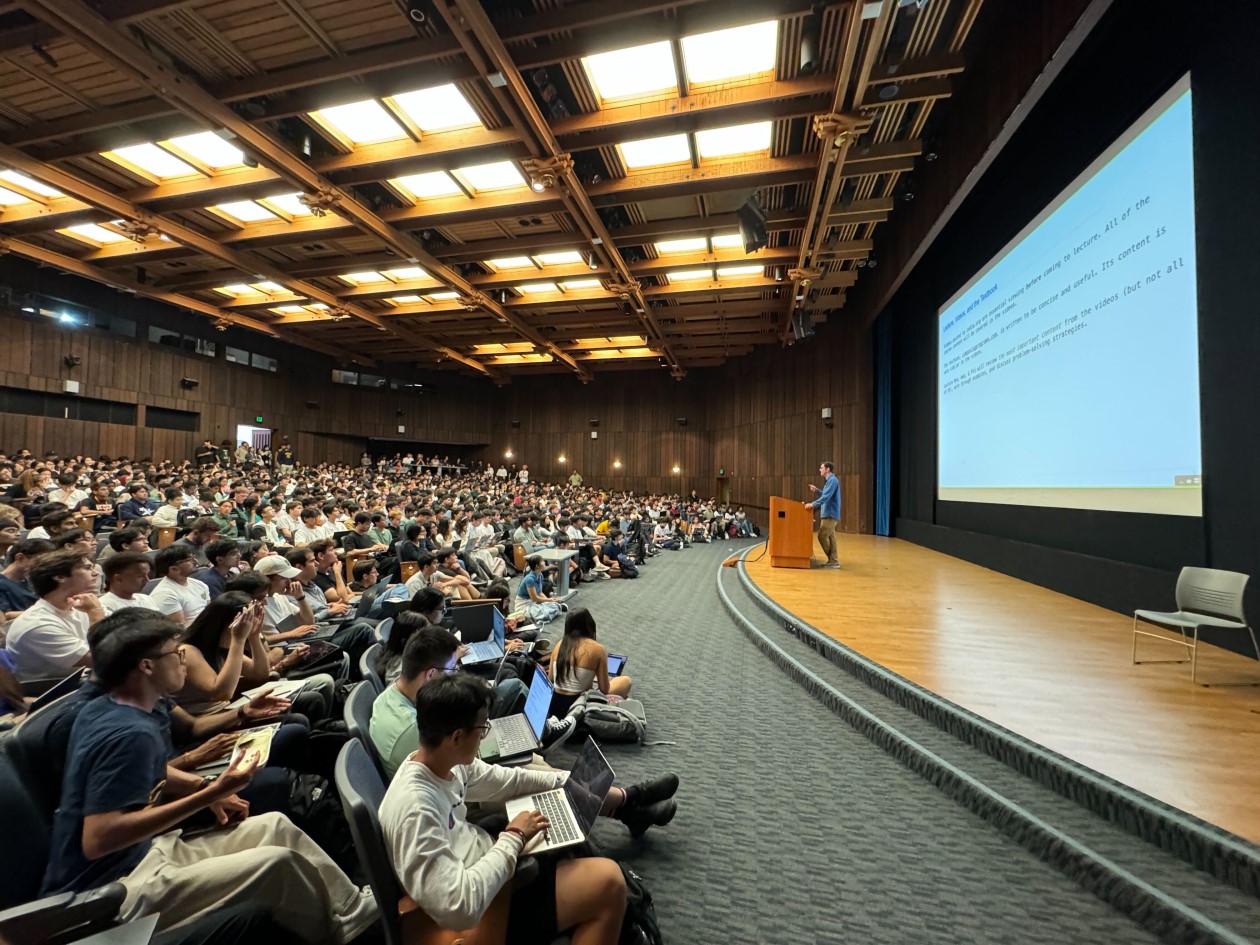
[744, 534, 1260, 845]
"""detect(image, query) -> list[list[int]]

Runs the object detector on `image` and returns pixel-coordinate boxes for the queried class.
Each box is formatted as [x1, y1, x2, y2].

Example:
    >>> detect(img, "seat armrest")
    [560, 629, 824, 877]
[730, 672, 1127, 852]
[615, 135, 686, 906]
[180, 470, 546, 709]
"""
[0, 882, 127, 945]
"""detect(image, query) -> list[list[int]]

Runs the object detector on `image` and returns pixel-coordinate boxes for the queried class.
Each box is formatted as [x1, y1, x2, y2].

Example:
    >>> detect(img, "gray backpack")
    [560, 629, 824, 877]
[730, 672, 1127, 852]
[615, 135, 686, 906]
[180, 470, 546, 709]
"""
[580, 695, 647, 743]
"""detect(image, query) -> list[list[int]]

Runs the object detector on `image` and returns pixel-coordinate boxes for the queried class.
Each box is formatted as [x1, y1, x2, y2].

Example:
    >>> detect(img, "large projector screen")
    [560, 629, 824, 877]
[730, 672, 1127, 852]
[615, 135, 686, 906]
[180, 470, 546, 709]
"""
[937, 76, 1201, 516]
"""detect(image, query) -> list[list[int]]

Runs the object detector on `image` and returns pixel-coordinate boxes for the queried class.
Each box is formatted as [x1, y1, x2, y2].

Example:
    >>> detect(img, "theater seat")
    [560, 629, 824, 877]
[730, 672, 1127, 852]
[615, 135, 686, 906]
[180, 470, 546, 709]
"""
[155, 527, 176, 548]
[343, 681, 387, 780]
[360, 643, 385, 695]
[399, 561, 419, 583]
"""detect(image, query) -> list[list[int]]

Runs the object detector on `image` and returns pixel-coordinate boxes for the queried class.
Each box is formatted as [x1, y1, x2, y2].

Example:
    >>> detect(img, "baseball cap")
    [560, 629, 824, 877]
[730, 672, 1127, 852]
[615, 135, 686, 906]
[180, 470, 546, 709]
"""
[254, 554, 301, 579]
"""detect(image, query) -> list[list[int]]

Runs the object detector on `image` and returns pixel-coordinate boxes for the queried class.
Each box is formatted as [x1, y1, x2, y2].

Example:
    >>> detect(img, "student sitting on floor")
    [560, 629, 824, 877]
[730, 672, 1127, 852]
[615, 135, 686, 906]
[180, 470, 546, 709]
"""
[38, 609, 378, 942]
[549, 608, 632, 717]
[379, 672, 678, 940]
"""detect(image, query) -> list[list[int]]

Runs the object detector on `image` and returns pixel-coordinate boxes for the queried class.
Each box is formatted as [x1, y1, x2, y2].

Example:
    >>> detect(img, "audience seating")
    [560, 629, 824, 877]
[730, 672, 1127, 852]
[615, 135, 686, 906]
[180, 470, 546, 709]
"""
[1133, 566, 1258, 684]
[375, 616, 394, 645]
[155, 526, 177, 548]
[343, 681, 387, 779]
[334, 739, 510, 945]
[399, 561, 419, 582]
[361, 643, 385, 694]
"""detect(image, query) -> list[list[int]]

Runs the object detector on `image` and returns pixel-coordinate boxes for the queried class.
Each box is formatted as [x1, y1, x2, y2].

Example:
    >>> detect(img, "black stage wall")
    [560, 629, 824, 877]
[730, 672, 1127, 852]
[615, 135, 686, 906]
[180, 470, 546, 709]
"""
[885, 0, 1260, 652]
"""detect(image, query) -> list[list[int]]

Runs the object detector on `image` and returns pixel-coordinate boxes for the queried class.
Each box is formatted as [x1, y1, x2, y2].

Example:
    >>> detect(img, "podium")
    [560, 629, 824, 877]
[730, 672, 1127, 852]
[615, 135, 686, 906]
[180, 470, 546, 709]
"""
[768, 496, 814, 569]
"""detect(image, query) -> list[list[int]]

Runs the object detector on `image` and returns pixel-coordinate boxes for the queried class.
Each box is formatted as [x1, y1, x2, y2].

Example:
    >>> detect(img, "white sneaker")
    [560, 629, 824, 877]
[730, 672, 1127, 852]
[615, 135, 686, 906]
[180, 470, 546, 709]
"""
[335, 886, 381, 944]
[592, 562, 610, 571]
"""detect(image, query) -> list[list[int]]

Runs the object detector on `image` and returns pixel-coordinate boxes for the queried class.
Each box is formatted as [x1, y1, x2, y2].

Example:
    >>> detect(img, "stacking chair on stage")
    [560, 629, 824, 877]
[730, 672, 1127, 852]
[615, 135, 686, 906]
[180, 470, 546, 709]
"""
[1132, 567, 1258, 684]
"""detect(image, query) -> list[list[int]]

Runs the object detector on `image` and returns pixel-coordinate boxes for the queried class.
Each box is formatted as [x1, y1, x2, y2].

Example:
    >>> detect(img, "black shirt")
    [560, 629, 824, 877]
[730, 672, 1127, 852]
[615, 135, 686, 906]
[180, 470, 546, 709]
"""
[341, 531, 375, 555]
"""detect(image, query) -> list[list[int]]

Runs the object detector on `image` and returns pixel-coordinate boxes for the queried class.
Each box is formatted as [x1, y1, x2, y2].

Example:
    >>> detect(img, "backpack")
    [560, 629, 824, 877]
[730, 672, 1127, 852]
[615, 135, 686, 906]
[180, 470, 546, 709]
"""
[288, 774, 362, 884]
[581, 694, 647, 743]
[619, 864, 664, 945]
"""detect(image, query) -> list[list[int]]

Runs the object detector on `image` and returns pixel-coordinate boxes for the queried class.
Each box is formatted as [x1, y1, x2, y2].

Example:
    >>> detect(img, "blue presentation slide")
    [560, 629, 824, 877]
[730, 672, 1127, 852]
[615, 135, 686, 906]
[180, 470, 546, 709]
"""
[936, 84, 1201, 512]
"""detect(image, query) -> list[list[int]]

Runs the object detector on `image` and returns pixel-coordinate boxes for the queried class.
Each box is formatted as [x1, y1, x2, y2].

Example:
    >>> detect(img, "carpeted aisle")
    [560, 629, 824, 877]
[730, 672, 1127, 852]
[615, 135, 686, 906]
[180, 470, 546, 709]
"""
[538, 541, 1164, 945]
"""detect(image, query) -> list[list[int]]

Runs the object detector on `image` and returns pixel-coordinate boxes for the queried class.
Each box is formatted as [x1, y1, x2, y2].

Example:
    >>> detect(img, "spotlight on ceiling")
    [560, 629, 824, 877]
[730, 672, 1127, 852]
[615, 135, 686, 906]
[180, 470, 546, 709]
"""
[586, 251, 599, 270]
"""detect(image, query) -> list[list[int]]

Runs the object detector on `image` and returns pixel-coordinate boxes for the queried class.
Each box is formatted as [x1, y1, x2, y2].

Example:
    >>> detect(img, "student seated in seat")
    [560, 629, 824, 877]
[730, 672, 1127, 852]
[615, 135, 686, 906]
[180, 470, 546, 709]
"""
[38, 610, 378, 941]
[5, 547, 104, 680]
[379, 673, 679, 942]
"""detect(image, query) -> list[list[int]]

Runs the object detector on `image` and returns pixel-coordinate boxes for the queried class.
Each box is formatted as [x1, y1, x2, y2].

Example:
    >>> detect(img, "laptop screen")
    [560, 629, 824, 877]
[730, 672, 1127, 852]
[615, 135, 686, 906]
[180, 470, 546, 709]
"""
[565, 737, 616, 832]
[491, 607, 505, 648]
[522, 669, 553, 741]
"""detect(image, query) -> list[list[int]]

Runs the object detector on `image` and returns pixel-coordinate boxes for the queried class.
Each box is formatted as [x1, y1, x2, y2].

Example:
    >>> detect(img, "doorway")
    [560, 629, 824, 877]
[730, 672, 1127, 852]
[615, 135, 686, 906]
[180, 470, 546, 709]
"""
[235, 424, 272, 454]
[716, 477, 730, 505]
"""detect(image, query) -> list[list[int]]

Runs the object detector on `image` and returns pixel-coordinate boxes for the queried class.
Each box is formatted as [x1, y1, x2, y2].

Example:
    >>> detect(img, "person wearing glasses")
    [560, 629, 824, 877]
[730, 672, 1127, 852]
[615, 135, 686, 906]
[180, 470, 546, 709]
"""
[5, 547, 104, 680]
[39, 609, 379, 941]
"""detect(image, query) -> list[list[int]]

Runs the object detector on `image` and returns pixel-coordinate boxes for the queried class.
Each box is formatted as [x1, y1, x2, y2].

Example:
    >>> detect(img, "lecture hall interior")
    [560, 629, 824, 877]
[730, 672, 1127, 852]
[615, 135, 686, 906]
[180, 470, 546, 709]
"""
[0, 0, 1258, 943]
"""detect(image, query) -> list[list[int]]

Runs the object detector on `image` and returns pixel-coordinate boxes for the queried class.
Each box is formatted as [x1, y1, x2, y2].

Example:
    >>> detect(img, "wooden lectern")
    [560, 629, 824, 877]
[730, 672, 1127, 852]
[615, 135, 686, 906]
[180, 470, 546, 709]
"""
[769, 495, 814, 569]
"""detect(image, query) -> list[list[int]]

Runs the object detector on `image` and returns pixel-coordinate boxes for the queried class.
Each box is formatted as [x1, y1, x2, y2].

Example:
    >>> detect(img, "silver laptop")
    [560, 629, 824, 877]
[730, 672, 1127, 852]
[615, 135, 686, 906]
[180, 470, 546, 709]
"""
[505, 737, 615, 853]
[459, 607, 506, 665]
[483, 667, 553, 759]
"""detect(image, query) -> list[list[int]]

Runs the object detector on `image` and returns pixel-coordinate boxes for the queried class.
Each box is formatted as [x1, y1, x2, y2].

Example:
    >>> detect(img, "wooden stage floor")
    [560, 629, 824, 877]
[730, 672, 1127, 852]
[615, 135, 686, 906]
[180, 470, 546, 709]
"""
[744, 534, 1260, 844]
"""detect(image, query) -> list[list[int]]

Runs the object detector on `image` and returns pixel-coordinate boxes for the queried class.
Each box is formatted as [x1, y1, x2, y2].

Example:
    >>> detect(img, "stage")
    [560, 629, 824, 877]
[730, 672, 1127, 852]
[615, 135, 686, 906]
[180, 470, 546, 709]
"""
[744, 534, 1260, 844]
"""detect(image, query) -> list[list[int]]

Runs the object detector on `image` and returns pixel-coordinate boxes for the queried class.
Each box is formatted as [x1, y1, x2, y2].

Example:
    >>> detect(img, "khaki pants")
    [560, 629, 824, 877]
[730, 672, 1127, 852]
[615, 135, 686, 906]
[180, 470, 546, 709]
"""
[119, 812, 373, 943]
[817, 516, 838, 565]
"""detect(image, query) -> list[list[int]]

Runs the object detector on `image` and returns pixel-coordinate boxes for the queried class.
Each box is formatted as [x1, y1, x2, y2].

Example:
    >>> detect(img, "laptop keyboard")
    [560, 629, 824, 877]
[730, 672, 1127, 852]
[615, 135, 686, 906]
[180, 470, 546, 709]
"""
[495, 714, 535, 755]
[463, 641, 499, 663]
[533, 790, 579, 845]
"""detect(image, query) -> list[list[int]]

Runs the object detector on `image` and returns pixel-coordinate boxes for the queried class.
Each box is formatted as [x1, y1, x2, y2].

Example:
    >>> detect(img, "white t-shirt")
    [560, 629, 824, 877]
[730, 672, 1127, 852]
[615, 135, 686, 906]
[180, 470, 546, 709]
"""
[148, 577, 210, 623]
[264, 592, 300, 631]
[292, 524, 323, 546]
[151, 504, 182, 527]
[48, 487, 88, 507]
[99, 591, 162, 616]
[5, 599, 90, 680]
[517, 469, 529, 484]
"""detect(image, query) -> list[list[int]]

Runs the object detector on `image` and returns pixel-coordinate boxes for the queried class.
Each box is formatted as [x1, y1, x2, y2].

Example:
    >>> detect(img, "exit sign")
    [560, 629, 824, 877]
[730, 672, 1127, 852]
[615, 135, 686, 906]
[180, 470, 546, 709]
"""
[255, 416, 264, 424]
[719, 467, 725, 475]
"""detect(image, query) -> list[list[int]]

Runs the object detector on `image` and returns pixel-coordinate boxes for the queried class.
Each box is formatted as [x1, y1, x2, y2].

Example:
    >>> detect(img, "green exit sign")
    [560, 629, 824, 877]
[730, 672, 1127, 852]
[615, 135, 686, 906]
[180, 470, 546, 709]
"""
[719, 467, 725, 475]
[255, 416, 264, 424]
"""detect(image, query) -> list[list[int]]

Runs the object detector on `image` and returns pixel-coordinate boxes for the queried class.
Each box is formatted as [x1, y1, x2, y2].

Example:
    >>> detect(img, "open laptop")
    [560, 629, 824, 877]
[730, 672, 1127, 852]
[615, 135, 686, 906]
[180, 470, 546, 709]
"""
[479, 668, 553, 761]
[607, 653, 628, 677]
[505, 737, 616, 853]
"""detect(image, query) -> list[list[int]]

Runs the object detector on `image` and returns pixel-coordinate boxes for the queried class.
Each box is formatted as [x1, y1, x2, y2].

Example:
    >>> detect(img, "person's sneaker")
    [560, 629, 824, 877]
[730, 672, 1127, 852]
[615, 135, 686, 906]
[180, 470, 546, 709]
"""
[541, 715, 578, 750]
[335, 885, 381, 944]
[592, 561, 610, 571]
[623, 772, 679, 807]
[615, 798, 678, 838]
[823, 562, 841, 569]
[597, 571, 611, 580]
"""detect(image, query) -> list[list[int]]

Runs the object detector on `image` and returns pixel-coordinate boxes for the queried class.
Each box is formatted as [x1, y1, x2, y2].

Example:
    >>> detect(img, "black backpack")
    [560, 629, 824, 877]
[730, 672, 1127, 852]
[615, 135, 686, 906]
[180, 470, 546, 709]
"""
[619, 864, 664, 945]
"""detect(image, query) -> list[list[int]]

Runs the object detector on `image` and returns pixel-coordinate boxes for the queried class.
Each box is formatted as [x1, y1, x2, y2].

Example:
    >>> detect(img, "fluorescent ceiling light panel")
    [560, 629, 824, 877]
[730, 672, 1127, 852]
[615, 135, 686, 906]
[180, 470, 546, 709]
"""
[696, 121, 772, 158]
[62, 223, 128, 244]
[427, 291, 459, 300]
[655, 237, 708, 253]
[681, 20, 778, 84]
[717, 264, 764, 277]
[515, 282, 559, 294]
[163, 132, 245, 169]
[215, 284, 257, 297]
[487, 257, 535, 270]
[103, 143, 199, 179]
[583, 41, 678, 101]
[455, 161, 526, 192]
[534, 250, 582, 265]
[667, 269, 713, 282]
[710, 232, 744, 248]
[341, 271, 388, 285]
[251, 281, 284, 292]
[213, 200, 277, 223]
[390, 295, 423, 304]
[311, 99, 406, 145]
[0, 187, 30, 205]
[560, 278, 602, 289]
[619, 133, 690, 169]
[390, 84, 481, 132]
[273, 304, 306, 313]
[259, 193, 313, 217]
[383, 266, 428, 280]
[0, 170, 62, 197]
[392, 171, 462, 199]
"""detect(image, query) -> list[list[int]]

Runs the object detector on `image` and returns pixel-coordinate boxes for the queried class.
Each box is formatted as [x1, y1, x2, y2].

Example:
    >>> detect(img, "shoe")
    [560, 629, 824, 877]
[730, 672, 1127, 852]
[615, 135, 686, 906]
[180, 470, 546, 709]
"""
[335, 886, 382, 944]
[823, 562, 841, 569]
[623, 772, 679, 807]
[616, 798, 677, 838]
[541, 715, 578, 750]
[597, 571, 611, 580]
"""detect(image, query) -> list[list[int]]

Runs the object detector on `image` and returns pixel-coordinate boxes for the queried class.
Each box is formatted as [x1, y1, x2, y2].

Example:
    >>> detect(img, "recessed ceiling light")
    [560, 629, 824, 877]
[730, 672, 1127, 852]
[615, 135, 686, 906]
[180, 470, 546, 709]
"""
[251, 281, 285, 292]
[310, 99, 406, 146]
[454, 161, 526, 192]
[681, 20, 778, 85]
[427, 291, 459, 301]
[487, 257, 535, 270]
[0, 187, 28, 206]
[392, 171, 463, 200]
[273, 304, 306, 314]
[534, 250, 582, 266]
[560, 278, 602, 289]
[717, 265, 764, 277]
[656, 237, 708, 254]
[710, 232, 744, 248]
[667, 269, 713, 282]
[696, 121, 772, 158]
[389, 84, 481, 132]
[340, 271, 389, 285]
[103, 143, 199, 179]
[0, 169, 62, 197]
[515, 282, 559, 294]
[163, 132, 245, 170]
[583, 41, 678, 101]
[61, 223, 129, 244]
[259, 193, 314, 217]
[390, 295, 424, 304]
[619, 134, 690, 170]
[212, 200, 278, 223]
[383, 266, 428, 280]
[215, 284, 257, 297]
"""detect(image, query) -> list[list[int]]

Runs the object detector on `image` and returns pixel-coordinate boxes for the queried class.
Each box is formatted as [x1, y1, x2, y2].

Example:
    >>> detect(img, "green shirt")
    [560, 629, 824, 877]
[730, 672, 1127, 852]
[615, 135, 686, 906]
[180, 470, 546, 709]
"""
[368, 527, 393, 546]
[369, 684, 419, 780]
[210, 512, 239, 538]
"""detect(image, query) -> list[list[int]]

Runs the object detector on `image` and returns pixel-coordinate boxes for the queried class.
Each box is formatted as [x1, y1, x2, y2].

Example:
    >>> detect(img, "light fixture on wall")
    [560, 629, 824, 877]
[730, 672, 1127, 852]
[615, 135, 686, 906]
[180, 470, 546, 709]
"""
[821, 406, 833, 429]
[672, 465, 680, 474]
[613, 460, 621, 469]
[505, 449, 514, 458]
[558, 455, 567, 464]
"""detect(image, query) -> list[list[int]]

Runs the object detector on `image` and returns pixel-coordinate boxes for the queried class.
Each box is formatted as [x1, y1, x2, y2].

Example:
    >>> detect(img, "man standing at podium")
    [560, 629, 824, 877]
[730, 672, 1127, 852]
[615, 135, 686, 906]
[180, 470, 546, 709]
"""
[805, 461, 841, 569]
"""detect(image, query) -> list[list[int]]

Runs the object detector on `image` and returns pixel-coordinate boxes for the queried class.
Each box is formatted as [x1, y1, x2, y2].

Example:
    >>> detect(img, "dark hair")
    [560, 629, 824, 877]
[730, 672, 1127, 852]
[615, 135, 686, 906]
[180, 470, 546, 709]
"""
[183, 591, 252, 668]
[225, 569, 268, 598]
[188, 516, 219, 537]
[405, 523, 422, 541]
[417, 551, 435, 570]
[413, 671, 490, 748]
[204, 538, 239, 566]
[10, 536, 54, 561]
[409, 586, 446, 618]
[380, 611, 432, 670]
[52, 528, 91, 550]
[483, 580, 511, 614]
[0, 516, 19, 532]
[526, 554, 543, 571]
[821, 461, 835, 472]
[39, 509, 74, 533]
[353, 511, 371, 526]
[308, 537, 335, 557]
[164, 486, 183, 502]
[154, 544, 193, 577]
[102, 550, 151, 584]
[352, 559, 377, 582]
[109, 527, 146, 551]
[300, 507, 320, 522]
[89, 609, 182, 690]
[284, 546, 312, 568]
[29, 547, 89, 597]
[436, 545, 457, 562]
[553, 607, 598, 686]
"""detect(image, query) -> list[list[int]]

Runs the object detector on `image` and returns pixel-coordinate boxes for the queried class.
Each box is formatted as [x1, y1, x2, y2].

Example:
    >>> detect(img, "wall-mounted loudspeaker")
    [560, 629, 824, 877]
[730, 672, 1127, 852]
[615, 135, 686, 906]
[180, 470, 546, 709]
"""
[63, 355, 81, 368]
[179, 377, 199, 389]
[511, 420, 521, 428]
[676, 417, 688, 426]
[589, 419, 600, 427]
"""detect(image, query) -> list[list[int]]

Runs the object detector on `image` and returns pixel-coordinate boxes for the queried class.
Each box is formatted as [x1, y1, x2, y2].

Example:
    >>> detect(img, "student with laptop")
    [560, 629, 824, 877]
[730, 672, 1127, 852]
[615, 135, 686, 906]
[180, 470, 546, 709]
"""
[549, 608, 632, 717]
[380, 673, 679, 942]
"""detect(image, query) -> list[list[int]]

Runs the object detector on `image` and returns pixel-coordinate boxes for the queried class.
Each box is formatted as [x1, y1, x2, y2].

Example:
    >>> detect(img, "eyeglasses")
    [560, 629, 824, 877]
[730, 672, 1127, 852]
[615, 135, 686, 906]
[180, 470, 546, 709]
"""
[470, 719, 492, 736]
[149, 645, 186, 664]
